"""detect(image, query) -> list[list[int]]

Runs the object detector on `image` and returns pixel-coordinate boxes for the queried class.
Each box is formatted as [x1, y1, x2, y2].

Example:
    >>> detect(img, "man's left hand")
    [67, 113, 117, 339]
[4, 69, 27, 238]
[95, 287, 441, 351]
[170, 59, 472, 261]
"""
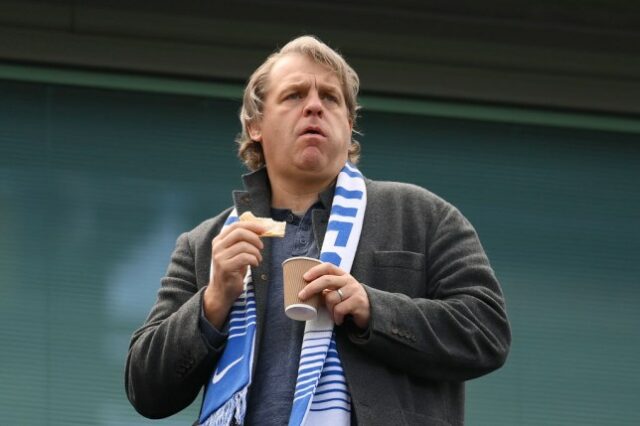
[299, 262, 370, 329]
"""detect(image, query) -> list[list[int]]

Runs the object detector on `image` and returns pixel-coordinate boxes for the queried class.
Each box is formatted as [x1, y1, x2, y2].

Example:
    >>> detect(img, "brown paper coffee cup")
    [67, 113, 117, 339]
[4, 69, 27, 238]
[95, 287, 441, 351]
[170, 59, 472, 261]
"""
[282, 256, 322, 321]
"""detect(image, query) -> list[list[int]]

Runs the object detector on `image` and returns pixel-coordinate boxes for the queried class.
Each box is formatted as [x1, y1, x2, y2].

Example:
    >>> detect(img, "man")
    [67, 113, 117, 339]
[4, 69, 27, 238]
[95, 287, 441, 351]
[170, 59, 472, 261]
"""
[125, 35, 511, 426]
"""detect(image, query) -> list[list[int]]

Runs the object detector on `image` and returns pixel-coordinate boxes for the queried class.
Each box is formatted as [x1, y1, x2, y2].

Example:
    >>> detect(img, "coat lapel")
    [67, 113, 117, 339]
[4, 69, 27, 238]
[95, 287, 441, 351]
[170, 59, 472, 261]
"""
[232, 168, 272, 367]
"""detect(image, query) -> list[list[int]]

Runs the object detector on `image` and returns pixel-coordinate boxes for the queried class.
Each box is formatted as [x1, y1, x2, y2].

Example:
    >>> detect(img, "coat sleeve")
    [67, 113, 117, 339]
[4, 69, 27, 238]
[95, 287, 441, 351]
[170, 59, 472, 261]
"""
[125, 231, 224, 419]
[347, 202, 511, 382]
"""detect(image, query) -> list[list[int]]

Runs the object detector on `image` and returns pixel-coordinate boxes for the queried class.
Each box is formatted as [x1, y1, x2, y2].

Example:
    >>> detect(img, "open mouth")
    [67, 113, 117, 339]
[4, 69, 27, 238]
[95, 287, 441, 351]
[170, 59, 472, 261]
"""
[301, 126, 325, 137]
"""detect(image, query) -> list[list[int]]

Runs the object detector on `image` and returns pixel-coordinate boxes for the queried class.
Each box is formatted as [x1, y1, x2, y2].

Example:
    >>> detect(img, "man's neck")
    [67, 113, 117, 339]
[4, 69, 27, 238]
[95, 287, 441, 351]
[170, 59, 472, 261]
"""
[268, 172, 334, 215]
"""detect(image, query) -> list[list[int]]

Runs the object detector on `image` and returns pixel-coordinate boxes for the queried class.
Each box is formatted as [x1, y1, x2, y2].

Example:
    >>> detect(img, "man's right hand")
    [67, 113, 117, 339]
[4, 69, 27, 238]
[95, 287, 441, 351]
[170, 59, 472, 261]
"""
[203, 221, 266, 329]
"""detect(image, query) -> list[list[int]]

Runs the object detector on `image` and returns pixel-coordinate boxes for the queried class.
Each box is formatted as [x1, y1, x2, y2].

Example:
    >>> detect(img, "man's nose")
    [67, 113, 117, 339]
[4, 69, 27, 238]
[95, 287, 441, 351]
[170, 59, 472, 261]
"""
[303, 91, 323, 117]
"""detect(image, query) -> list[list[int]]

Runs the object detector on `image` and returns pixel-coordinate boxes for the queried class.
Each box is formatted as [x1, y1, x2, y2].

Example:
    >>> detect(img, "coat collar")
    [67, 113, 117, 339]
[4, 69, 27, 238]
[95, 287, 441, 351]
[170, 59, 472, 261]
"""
[233, 167, 334, 215]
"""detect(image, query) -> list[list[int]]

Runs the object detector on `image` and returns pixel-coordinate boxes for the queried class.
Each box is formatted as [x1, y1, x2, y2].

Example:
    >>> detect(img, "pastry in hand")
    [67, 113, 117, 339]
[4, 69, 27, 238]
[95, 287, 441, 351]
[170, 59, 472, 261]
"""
[238, 211, 286, 237]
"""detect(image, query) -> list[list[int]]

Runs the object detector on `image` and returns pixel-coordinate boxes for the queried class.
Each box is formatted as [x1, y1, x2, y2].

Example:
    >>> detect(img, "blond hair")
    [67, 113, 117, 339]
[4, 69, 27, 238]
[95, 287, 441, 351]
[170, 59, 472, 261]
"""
[236, 35, 361, 170]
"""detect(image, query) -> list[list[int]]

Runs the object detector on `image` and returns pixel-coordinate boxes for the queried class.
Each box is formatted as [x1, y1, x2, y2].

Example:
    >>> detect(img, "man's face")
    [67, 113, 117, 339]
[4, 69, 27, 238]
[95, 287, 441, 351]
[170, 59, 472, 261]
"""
[248, 54, 353, 184]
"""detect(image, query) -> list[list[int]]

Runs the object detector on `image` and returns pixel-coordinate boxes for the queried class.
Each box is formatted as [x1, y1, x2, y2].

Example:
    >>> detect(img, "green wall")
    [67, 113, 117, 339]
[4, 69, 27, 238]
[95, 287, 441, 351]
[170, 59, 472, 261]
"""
[1, 79, 639, 425]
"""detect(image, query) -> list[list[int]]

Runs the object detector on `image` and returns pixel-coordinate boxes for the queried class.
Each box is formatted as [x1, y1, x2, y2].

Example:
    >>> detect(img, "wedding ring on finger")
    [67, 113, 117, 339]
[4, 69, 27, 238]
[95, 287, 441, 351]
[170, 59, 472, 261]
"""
[336, 288, 345, 302]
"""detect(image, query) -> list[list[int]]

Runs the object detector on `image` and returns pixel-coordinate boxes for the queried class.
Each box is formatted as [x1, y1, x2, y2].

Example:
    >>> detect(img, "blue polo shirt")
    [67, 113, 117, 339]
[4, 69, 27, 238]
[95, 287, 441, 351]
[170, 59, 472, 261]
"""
[244, 204, 322, 425]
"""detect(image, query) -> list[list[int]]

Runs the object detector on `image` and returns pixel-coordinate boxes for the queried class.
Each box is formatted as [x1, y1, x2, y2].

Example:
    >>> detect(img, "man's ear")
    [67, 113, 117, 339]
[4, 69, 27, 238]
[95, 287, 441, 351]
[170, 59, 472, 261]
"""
[247, 121, 262, 142]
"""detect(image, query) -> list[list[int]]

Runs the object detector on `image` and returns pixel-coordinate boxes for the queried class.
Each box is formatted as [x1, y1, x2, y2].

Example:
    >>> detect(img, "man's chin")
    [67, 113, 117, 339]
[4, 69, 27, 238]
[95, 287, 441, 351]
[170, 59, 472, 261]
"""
[289, 151, 346, 178]
[295, 154, 325, 171]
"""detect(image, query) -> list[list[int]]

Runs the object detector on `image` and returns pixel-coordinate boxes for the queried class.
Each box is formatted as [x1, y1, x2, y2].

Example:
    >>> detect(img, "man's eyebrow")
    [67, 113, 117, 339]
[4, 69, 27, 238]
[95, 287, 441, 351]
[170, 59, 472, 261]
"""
[279, 78, 311, 89]
[318, 83, 343, 98]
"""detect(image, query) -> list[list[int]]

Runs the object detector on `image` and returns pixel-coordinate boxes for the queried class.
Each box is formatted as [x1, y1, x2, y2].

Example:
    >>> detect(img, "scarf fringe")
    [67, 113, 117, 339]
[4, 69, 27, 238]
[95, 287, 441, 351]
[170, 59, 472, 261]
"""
[200, 387, 248, 426]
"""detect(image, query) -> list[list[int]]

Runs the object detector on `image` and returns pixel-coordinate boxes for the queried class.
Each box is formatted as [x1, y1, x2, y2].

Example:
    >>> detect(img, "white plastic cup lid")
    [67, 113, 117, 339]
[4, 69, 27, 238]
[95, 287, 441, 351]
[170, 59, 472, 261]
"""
[285, 304, 317, 321]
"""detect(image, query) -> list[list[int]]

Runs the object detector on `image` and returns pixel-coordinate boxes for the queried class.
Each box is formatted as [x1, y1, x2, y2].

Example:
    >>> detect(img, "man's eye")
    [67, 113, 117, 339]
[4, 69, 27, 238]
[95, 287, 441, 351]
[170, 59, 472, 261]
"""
[285, 92, 301, 100]
[323, 94, 339, 103]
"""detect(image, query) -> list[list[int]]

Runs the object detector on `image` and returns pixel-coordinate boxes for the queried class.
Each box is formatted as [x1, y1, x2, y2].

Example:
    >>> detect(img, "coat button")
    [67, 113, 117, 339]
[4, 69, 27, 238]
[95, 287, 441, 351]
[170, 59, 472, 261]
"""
[391, 327, 399, 335]
[260, 273, 268, 281]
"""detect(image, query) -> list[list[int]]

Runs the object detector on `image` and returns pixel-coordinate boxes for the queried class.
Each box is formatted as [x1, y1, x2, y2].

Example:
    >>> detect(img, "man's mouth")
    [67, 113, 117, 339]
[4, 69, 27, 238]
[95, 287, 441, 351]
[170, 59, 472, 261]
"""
[301, 126, 326, 137]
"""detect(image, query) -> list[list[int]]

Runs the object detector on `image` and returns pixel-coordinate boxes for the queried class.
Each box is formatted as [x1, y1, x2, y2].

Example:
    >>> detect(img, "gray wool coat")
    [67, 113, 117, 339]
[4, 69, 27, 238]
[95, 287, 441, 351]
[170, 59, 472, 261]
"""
[125, 168, 511, 426]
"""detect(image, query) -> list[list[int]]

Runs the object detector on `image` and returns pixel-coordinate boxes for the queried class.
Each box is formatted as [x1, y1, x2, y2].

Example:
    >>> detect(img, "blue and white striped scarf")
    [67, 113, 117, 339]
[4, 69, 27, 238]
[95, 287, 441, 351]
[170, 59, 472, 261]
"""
[198, 162, 366, 426]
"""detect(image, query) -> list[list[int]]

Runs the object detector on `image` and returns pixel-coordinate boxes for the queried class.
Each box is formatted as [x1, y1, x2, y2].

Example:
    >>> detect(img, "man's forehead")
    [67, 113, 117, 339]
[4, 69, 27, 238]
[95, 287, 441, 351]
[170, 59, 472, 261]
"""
[268, 54, 341, 88]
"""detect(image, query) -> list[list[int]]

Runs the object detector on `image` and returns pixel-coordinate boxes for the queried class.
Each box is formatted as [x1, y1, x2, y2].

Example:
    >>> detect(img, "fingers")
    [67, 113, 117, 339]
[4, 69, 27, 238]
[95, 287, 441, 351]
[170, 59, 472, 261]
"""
[217, 251, 262, 272]
[219, 220, 267, 238]
[212, 223, 267, 264]
[322, 288, 345, 321]
[298, 270, 344, 299]
[209, 222, 267, 293]
[299, 263, 347, 298]
[298, 265, 371, 328]
[324, 284, 370, 327]
[204, 221, 269, 328]
[303, 262, 344, 282]
[215, 222, 266, 251]
[330, 291, 354, 326]
[214, 241, 262, 265]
